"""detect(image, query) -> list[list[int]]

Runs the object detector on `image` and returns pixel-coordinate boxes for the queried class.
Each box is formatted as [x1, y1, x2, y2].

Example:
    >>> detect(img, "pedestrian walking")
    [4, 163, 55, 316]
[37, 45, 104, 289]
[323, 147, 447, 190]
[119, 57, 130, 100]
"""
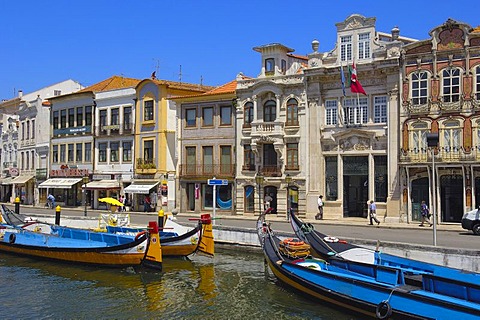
[369, 200, 380, 225]
[315, 195, 324, 220]
[419, 200, 432, 227]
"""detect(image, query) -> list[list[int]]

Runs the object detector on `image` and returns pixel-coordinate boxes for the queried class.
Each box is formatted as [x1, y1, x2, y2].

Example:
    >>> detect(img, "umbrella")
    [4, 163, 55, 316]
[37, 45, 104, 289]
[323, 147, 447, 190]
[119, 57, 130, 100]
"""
[98, 197, 124, 207]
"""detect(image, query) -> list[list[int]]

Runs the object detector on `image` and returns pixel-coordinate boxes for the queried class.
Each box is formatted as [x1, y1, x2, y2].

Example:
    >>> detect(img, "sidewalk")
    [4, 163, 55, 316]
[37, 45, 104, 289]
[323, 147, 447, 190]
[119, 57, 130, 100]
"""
[6, 203, 464, 233]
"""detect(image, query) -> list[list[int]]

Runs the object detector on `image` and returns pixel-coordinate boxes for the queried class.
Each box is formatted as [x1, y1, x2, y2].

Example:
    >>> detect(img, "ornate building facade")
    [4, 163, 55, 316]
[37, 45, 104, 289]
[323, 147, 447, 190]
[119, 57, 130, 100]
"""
[399, 19, 480, 223]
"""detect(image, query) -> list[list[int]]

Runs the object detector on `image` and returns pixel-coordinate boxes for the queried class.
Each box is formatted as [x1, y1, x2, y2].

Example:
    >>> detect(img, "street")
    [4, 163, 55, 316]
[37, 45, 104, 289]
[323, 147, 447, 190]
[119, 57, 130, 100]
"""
[12, 205, 479, 251]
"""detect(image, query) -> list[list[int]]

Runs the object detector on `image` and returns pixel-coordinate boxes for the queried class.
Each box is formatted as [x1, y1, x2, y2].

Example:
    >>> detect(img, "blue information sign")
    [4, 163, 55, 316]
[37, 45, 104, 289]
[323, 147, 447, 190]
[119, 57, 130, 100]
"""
[207, 179, 228, 186]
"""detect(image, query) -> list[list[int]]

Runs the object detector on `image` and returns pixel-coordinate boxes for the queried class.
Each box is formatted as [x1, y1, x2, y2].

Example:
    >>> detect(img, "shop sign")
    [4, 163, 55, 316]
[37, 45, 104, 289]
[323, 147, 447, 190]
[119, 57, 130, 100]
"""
[93, 174, 112, 180]
[50, 168, 89, 177]
[9, 167, 19, 177]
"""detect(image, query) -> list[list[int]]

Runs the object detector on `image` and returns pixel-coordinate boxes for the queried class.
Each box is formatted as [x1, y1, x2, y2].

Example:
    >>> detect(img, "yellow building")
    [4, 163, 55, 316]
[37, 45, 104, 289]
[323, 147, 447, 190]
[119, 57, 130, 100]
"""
[129, 77, 212, 211]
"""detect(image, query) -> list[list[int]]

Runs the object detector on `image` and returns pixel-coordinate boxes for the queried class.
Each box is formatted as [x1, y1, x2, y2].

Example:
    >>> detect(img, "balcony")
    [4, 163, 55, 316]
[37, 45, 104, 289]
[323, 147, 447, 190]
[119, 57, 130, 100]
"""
[136, 158, 156, 174]
[399, 147, 480, 164]
[179, 164, 235, 178]
[259, 165, 282, 177]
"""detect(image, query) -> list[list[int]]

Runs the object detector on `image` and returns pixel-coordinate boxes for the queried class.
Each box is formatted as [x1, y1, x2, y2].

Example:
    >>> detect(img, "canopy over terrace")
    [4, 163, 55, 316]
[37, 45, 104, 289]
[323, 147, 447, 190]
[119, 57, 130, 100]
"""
[38, 178, 83, 188]
[123, 181, 159, 194]
[83, 180, 121, 190]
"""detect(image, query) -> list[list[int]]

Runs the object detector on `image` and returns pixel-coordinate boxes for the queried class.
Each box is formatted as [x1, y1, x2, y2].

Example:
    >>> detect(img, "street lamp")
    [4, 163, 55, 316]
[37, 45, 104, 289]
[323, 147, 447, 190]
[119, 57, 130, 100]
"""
[83, 175, 89, 217]
[255, 172, 264, 215]
[285, 173, 292, 220]
[426, 133, 439, 246]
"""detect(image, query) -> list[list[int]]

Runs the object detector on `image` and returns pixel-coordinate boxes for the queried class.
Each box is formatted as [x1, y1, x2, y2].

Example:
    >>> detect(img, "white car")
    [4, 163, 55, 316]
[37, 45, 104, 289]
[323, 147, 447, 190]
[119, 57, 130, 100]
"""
[461, 208, 480, 235]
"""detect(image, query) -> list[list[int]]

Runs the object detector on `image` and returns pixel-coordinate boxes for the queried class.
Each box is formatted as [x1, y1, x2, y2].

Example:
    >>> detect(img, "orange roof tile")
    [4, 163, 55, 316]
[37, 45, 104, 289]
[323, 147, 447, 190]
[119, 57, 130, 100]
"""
[79, 75, 141, 93]
[170, 79, 240, 100]
[472, 26, 480, 33]
[287, 53, 308, 60]
[150, 79, 214, 92]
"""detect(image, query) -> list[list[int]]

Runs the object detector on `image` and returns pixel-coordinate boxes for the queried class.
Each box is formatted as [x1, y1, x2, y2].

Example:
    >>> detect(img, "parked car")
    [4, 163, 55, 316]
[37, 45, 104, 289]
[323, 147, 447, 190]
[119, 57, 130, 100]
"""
[461, 207, 480, 235]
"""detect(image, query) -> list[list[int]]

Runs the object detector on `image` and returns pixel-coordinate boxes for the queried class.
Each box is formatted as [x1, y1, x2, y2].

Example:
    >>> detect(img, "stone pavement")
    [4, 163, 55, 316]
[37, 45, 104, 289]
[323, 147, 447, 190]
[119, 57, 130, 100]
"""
[5, 203, 464, 233]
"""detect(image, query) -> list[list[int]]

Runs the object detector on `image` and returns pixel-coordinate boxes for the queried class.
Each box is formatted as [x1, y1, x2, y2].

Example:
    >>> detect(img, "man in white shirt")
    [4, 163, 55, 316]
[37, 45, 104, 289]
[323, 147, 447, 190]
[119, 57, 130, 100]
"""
[316, 195, 324, 220]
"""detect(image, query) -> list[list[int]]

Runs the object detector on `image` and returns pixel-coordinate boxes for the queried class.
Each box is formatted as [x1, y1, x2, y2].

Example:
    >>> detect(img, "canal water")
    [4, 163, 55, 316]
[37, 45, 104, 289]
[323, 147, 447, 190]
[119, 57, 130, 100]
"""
[0, 248, 358, 320]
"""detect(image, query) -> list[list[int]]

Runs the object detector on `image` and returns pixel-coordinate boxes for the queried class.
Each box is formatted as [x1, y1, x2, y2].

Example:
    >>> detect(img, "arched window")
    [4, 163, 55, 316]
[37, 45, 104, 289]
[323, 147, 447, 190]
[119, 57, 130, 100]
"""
[411, 71, 429, 105]
[409, 121, 428, 155]
[441, 120, 461, 153]
[286, 98, 298, 126]
[265, 58, 275, 75]
[264, 100, 276, 122]
[244, 102, 253, 127]
[442, 68, 461, 103]
[475, 65, 480, 100]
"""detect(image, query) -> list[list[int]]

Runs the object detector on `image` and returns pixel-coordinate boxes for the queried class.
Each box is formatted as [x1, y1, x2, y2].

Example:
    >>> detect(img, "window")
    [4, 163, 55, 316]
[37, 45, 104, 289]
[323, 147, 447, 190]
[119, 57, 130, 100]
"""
[122, 141, 132, 161]
[202, 107, 214, 126]
[60, 110, 67, 128]
[85, 106, 92, 126]
[76, 143, 83, 162]
[411, 71, 429, 105]
[374, 156, 388, 202]
[21, 123, 25, 140]
[374, 96, 387, 123]
[441, 120, 461, 153]
[185, 146, 196, 174]
[110, 142, 119, 162]
[265, 58, 275, 74]
[144, 100, 154, 121]
[111, 108, 119, 133]
[54, 90, 61, 96]
[325, 156, 338, 200]
[68, 108, 75, 127]
[60, 144, 66, 162]
[244, 102, 253, 126]
[77, 107, 83, 126]
[358, 33, 371, 59]
[442, 68, 460, 103]
[203, 146, 213, 174]
[20, 152, 24, 169]
[410, 122, 428, 154]
[25, 152, 29, 170]
[243, 144, 255, 170]
[325, 100, 338, 125]
[286, 143, 298, 170]
[340, 35, 352, 62]
[281, 59, 287, 74]
[244, 185, 255, 213]
[31, 150, 34, 169]
[26, 120, 30, 139]
[31, 120, 35, 139]
[84, 143, 92, 162]
[220, 106, 232, 126]
[343, 97, 368, 125]
[124, 107, 132, 131]
[220, 145, 231, 173]
[286, 99, 298, 126]
[186, 108, 196, 127]
[100, 110, 107, 133]
[264, 100, 276, 122]
[476, 66, 480, 100]
[67, 144, 74, 162]
[53, 111, 59, 129]
[143, 140, 153, 161]
[99, 143, 107, 162]
[52, 145, 58, 163]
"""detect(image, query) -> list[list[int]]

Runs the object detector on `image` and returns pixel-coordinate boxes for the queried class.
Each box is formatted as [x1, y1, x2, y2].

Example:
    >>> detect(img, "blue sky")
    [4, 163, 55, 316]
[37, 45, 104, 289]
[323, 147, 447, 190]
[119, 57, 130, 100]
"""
[0, 0, 478, 100]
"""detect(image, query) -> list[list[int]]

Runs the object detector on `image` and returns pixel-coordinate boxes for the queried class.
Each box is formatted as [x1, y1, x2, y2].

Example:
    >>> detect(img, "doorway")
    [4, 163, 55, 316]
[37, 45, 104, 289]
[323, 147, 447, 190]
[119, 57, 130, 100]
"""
[343, 156, 368, 217]
[411, 177, 429, 221]
[264, 186, 277, 214]
[440, 174, 463, 222]
[186, 183, 195, 211]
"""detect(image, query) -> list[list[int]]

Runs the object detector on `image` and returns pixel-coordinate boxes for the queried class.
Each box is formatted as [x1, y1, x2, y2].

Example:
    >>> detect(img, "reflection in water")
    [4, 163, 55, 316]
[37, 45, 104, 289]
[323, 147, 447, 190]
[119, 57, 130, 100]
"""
[0, 249, 355, 319]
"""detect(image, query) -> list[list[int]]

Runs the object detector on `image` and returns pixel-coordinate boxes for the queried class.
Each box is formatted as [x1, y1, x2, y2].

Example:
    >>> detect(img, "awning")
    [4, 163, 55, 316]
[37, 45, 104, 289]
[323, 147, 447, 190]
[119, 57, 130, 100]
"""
[38, 178, 83, 189]
[10, 175, 35, 185]
[123, 182, 159, 194]
[83, 180, 121, 190]
[0, 177, 15, 185]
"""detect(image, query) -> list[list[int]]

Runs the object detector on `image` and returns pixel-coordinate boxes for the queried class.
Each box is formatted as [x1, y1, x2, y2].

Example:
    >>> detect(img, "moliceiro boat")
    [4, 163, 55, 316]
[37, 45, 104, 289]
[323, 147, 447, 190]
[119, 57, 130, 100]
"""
[259, 213, 480, 319]
[288, 209, 480, 285]
[0, 221, 162, 270]
[106, 213, 214, 258]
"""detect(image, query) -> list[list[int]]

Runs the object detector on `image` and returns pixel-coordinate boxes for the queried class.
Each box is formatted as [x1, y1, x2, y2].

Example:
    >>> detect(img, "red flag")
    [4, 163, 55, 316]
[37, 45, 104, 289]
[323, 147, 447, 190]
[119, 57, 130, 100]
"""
[349, 62, 366, 95]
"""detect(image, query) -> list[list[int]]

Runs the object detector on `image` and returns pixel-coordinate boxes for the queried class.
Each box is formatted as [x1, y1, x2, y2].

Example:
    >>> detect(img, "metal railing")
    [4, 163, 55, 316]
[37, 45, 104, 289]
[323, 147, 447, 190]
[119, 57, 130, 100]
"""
[179, 164, 235, 178]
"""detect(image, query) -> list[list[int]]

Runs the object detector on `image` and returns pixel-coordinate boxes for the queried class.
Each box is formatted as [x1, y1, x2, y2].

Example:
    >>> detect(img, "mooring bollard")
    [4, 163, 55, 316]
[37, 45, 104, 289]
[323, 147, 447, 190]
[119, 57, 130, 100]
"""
[55, 205, 61, 225]
[14, 197, 20, 214]
[158, 209, 165, 229]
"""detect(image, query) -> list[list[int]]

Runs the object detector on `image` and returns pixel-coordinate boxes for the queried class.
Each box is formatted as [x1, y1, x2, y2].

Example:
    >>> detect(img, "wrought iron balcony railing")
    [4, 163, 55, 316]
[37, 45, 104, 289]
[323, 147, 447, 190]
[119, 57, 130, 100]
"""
[179, 164, 235, 178]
